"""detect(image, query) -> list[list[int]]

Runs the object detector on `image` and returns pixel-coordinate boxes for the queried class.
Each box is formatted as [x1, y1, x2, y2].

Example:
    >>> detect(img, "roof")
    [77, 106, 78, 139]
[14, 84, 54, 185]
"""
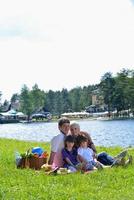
[61, 112, 90, 117]
[0, 109, 25, 117]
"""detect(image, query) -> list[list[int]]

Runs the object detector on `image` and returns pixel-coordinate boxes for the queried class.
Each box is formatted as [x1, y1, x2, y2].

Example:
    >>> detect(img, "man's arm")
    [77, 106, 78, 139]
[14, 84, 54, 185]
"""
[48, 151, 56, 165]
[48, 135, 59, 165]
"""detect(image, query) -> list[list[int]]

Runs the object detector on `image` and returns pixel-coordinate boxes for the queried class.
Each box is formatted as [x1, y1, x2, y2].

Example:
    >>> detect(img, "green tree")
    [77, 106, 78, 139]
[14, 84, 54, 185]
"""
[2, 100, 10, 111]
[52, 91, 63, 116]
[100, 72, 115, 117]
[113, 69, 130, 115]
[69, 87, 82, 112]
[61, 88, 71, 113]
[10, 93, 20, 111]
[31, 84, 45, 112]
[44, 90, 55, 114]
[20, 85, 33, 121]
[79, 86, 93, 110]
[127, 70, 134, 116]
[11, 93, 20, 103]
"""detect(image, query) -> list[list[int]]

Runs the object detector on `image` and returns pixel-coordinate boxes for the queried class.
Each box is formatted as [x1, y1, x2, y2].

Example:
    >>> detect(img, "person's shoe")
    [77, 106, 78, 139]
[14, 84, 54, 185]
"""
[111, 157, 126, 167]
[119, 157, 126, 166]
[111, 159, 120, 167]
[114, 150, 128, 160]
[124, 155, 133, 167]
[96, 162, 103, 170]
[45, 167, 59, 175]
[57, 168, 69, 175]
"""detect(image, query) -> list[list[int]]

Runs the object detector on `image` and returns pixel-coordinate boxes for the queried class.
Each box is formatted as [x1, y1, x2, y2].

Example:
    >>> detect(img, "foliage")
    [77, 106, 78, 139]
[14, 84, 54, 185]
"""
[42, 86, 94, 114]
[100, 69, 134, 116]
[20, 85, 34, 120]
[0, 138, 134, 200]
[31, 84, 45, 112]
[2, 68, 133, 117]
[11, 93, 20, 104]
[100, 72, 115, 116]
[0, 99, 10, 111]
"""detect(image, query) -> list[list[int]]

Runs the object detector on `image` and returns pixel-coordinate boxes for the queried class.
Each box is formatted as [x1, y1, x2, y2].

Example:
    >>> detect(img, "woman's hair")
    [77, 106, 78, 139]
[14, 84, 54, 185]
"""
[76, 135, 88, 146]
[58, 117, 70, 127]
[64, 135, 75, 148]
[70, 121, 80, 129]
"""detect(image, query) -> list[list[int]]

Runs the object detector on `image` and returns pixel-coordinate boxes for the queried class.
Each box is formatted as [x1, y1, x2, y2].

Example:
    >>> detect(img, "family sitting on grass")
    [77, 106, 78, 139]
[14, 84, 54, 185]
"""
[46, 117, 132, 174]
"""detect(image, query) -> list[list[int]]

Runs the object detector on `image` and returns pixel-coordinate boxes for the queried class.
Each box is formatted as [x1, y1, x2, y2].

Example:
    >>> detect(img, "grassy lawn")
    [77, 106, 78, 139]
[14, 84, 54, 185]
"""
[0, 138, 134, 200]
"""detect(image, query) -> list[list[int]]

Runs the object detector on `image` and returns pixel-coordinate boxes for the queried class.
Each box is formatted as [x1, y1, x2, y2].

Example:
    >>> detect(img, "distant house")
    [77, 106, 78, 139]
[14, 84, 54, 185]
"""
[0, 109, 27, 123]
[85, 89, 107, 113]
[61, 112, 90, 118]
[31, 109, 52, 121]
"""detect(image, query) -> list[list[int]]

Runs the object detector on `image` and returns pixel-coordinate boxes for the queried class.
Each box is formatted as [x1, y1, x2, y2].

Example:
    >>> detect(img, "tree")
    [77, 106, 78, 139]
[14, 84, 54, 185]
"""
[31, 84, 45, 112]
[44, 90, 56, 114]
[20, 85, 33, 121]
[79, 86, 92, 110]
[1, 100, 10, 111]
[69, 87, 81, 112]
[10, 93, 20, 111]
[100, 72, 115, 117]
[61, 88, 71, 113]
[127, 70, 134, 115]
[11, 93, 20, 103]
[52, 91, 63, 116]
[113, 69, 131, 115]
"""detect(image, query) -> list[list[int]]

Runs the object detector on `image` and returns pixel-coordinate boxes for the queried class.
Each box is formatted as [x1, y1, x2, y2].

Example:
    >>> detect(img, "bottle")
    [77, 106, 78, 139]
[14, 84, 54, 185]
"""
[15, 151, 22, 167]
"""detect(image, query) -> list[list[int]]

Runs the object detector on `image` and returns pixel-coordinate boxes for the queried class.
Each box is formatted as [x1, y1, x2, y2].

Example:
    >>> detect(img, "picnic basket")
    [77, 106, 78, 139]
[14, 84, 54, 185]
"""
[17, 148, 48, 170]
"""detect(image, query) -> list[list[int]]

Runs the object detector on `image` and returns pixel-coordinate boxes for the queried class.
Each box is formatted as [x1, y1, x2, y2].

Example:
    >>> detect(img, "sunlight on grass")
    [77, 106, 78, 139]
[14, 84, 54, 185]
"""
[0, 139, 134, 200]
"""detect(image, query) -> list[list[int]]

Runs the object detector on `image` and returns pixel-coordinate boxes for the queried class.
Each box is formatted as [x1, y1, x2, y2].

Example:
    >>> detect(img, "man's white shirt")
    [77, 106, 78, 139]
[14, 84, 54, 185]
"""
[51, 132, 65, 153]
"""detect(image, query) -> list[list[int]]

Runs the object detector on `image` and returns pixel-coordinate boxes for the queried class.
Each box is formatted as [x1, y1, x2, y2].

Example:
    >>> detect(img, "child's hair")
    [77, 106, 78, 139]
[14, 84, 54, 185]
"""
[64, 135, 75, 148]
[76, 135, 88, 146]
[58, 117, 70, 127]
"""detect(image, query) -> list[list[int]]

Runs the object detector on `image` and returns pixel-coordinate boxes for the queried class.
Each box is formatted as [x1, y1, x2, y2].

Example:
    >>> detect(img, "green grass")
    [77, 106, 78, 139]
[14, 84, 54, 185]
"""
[0, 138, 134, 200]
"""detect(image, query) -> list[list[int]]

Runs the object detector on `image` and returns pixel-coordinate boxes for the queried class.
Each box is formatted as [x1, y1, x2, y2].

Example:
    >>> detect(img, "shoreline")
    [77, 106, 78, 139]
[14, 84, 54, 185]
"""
[0, 116, 134, 124]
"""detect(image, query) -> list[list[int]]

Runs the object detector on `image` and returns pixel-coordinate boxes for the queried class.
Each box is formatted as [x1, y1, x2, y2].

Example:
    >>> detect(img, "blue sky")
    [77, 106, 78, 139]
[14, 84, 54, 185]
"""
[0, 0, 134, 101]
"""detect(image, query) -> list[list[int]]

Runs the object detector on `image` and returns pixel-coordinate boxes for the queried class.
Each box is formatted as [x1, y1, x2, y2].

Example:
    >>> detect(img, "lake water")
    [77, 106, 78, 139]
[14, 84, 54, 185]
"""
[0, 119, 134, 147]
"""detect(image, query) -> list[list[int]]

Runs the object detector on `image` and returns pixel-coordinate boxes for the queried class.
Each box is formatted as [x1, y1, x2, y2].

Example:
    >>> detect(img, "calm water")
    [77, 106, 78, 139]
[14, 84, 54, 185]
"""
[0, 119, 134, 147]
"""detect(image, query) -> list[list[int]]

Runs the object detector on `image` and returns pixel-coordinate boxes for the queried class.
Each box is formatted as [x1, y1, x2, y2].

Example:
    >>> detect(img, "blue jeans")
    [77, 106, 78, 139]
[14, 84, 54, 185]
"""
[86, 160, 97, 170]
[97, 152, 115, 165]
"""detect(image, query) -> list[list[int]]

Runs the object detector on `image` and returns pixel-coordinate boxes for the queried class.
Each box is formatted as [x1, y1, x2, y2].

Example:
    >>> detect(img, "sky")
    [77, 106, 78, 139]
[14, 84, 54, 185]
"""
[0, 0, 134, 101]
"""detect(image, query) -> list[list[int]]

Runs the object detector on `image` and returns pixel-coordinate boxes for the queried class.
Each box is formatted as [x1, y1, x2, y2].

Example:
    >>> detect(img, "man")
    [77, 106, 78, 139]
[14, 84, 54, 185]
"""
[48, 117, 70, 168]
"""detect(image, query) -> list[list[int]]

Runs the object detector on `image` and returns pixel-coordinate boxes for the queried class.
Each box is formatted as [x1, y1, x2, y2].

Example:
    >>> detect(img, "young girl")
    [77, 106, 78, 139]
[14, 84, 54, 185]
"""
[77, 135, 103, 170]
[62, 135, 81, 172]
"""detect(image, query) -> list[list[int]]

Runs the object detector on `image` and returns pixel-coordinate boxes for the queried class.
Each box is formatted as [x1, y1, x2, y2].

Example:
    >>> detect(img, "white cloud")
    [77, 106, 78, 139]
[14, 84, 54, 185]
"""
[0, 0, 134, 101]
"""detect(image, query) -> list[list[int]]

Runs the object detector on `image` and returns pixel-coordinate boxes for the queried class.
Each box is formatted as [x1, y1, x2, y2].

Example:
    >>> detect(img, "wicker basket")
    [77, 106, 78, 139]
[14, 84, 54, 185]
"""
[29, 157, 47, 170]
[18, 157, 47, 170]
